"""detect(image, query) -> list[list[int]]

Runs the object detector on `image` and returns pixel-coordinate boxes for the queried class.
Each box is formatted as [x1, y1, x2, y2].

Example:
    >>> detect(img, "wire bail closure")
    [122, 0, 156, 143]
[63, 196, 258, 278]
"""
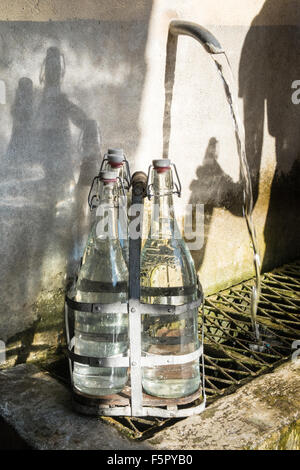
[100, 152, 131, 189]
[88, 175, 126, 210]
[146, 162, 182, 199]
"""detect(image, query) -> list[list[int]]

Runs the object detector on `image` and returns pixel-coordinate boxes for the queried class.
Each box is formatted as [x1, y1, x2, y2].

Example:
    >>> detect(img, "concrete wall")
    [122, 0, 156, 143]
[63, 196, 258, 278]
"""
[0, 1, 299, 363]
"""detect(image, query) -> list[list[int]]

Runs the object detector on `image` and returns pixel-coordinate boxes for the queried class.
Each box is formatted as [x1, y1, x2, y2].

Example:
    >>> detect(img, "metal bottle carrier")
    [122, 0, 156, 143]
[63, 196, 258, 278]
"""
[65, 171, 206, 418]
[64, 19, 223, 418]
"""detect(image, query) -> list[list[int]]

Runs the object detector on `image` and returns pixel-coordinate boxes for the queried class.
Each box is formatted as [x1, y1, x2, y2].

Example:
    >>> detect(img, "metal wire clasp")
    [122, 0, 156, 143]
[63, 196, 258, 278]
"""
[100, 152, 131, 190]
[88, 174, 101, 210]
[88, 175, 126, 211]
[146, 162, 182, 200]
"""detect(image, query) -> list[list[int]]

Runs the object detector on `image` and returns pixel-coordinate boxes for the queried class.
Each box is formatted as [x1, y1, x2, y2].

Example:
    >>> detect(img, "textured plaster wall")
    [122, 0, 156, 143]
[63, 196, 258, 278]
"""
[0, 1, 299, 364]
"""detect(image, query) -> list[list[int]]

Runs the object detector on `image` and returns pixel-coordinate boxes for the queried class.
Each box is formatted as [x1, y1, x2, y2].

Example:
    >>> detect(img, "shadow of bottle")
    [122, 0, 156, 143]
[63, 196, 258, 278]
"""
[188, 137, 243, 272]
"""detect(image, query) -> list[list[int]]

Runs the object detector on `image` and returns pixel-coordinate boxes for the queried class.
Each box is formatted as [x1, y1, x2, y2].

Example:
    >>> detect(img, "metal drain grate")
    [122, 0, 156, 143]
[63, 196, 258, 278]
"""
[44, 260, 300, 440]
[202, 260, 300, 400]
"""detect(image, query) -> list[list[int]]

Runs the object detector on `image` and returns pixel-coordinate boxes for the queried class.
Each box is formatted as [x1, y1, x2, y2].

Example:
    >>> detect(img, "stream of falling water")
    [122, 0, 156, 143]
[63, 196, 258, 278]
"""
[211, 54, 262, 343]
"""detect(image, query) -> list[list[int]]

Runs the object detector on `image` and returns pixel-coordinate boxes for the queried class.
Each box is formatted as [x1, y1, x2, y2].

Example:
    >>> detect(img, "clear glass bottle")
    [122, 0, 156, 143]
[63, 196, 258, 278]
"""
[102, 148, 129, 263]
[70, 170, 129, 396]
[140, 159, 200, 398]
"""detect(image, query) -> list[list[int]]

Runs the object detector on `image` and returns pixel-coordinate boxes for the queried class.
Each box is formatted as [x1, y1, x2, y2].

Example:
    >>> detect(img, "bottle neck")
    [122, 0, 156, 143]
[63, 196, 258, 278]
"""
[151, 168, 176, 239]
[108, 160, 123, 170]
[96, 182, 119, 240]
[105, 161, 128, 195]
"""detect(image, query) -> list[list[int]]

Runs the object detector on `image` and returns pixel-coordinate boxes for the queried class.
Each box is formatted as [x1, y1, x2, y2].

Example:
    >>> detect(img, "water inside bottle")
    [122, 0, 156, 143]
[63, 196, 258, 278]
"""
[140, 175, 201, 398]
[71, 185, 129, 396]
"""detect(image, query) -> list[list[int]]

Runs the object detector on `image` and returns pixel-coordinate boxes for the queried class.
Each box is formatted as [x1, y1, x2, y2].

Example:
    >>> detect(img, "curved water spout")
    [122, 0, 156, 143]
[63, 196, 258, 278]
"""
[169, 20, 224, 55]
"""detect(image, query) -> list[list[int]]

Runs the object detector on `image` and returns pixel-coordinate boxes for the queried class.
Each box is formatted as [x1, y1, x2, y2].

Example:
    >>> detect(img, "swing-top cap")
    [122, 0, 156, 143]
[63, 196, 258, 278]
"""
[153, 159, 171, 172]
[153, 159, 171, 167]
[107, 148, 124, 164]
[99, 170, 118, 182]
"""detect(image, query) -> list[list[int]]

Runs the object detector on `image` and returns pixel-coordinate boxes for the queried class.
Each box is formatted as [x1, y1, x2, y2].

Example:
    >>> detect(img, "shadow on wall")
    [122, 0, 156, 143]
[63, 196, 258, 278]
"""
[239, 0, 300, 271]
[0, 14, 152, 354]
[188, 138, 242, 273]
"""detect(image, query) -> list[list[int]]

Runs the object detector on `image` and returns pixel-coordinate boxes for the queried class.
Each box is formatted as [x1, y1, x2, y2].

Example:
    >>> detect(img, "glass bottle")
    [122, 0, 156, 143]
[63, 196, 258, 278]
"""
[140, 159, 201, 398]
[102, 148, 130, 263]
[70, 170, 129, 396]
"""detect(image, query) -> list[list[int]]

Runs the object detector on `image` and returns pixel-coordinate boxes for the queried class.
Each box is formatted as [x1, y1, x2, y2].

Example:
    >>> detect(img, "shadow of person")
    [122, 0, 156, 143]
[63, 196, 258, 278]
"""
[0, 47, 100, 353]
[239, 0, 300, 272]
[34, 46, 87, 199]
[33, 46, 99, 277]
[188, 137, 242, 272]
[0, 76, 44, 332]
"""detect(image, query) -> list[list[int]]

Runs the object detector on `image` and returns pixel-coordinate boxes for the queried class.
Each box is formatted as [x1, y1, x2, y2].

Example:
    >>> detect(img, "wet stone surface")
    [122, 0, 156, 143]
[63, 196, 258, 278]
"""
[0, 363, 149, 450]
[146, 359, 300, 450]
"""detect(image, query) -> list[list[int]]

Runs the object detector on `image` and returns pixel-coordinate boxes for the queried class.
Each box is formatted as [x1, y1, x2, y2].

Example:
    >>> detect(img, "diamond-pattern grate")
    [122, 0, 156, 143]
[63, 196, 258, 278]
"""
[201, 260, 300, 399]
[44, 260, 300, 440]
